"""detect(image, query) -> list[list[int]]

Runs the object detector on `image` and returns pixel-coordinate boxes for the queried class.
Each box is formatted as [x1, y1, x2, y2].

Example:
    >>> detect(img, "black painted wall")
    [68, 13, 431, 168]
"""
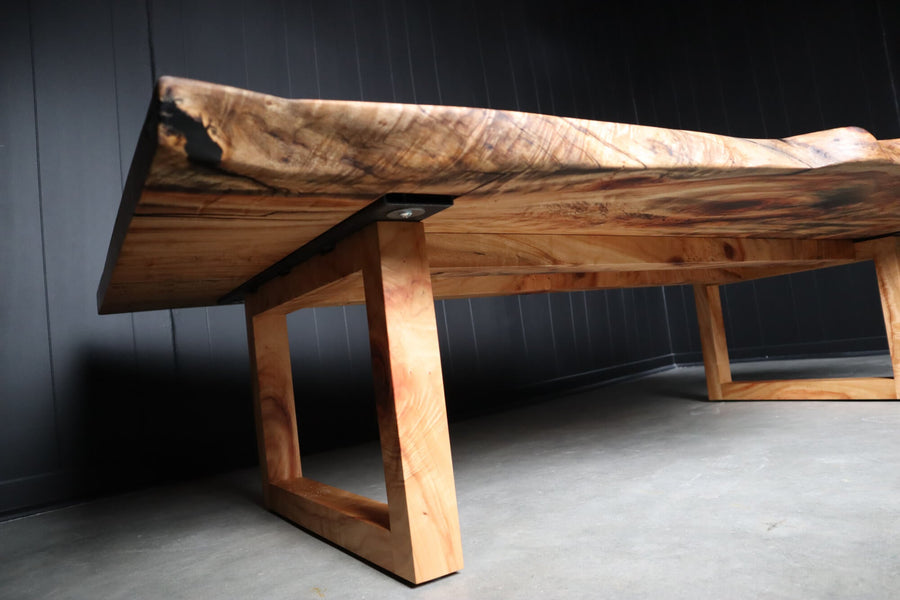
[1, 0, 897, 515]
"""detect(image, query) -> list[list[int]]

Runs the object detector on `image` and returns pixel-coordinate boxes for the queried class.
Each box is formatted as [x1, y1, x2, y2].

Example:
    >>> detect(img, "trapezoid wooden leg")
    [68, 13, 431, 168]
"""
[245, 310, 303, 507]
[693, 284, 732, 400]
[695, 245, 897, 400]
[242, 220, 462, 584]
[863, 237, 900, 398]
[246, 297, 396, 573]
[362, 221, 464, 584]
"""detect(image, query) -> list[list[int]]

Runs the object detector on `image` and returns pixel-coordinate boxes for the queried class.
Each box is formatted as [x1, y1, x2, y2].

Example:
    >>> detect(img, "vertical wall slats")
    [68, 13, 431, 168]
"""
[29, 0, 137, 473]
[0, 2, 58, 485]
[110, 0, 178, 415]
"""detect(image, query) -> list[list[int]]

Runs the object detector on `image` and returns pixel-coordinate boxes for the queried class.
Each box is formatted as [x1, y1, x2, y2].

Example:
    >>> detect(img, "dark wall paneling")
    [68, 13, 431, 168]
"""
[149, 0, 276, 470]
[241, 0, 293, 97]
[669, 266, 890, 365]
[396, 0, 442, 106]
[343, 305, 375, 406]
[662, 287, 694, 359]
[0, 3, 59, 502]
[110, 0, 178, 446]
[3, 0, 897, 516]
[28, 0, 139, 493]
[173, 0, 249, 398]
[148, 0, 214, 429]
[517, 295, 559, 383]
[752, 277, 797, 348]
[104, 0, 190, 493]
[440, 299, 483, 396]
[549, 291, 581, 375]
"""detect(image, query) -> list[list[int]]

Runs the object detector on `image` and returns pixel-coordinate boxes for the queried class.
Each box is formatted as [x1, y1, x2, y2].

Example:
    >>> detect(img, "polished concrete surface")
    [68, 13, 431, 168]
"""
[2, 356, 898, 599]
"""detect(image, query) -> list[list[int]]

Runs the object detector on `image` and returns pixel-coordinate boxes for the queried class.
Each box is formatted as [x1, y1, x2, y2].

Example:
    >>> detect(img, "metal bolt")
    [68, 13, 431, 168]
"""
[386, 207, 426, 220]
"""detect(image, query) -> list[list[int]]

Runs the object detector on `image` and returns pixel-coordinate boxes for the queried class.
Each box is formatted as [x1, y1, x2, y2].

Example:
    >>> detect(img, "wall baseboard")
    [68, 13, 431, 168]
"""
[0, 470, 90, 519]
[517, 354, 677, 398]
[673, 336, 889, 366]
[448, 354, 679, 423]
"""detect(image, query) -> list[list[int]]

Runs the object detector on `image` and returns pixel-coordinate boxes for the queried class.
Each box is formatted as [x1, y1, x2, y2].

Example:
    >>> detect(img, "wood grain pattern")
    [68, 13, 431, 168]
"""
[427, 265, 858, 303]
[362, 221, 463, 584]
[256, 253, 856, 312]
[245, 310, 301, 505]
[857, 237, 900, 398]
[424, 162, 900, 239]
[424, 234, 854, 276]
[243, 221, 462, 584]
[282, 233, 848, 311]
[103, 222, 856, 314]
[881, 139, 900, 163]
[721, 378, 896, 400]
[246, 226, 370, 316]
[268, 477, 393, 571]
[257, 264, 861, 312]
[98, 76, 900, 313]
[145, 77, 896, 197]
[693, 285, 732, 400]
[237, 264, 855, 312]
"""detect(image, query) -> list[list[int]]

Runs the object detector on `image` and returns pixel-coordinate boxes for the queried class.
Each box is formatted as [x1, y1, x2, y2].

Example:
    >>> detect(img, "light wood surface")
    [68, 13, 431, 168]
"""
[268, 477, 393, 571]
[362, 222, 463, 583]
[229, 263, 855, 311]
[245, 310, 301, 505]
[246, 225, 370, 316]
[244, 222, 462, 584]
[693, 285, 732, 400]
[721, 378, 896, 400]
[97, 76, 900, 313]
[857, 237, 900, 398]
[142, 78, 899, 198]
[424, 234, 854, 276]
[426, 265, 855, 303]
[102, 223, 857, 314]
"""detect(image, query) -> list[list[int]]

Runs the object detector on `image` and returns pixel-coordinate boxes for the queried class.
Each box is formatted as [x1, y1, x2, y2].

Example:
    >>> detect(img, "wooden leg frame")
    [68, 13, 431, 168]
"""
[694, 237, 900, 400]
[245, 221, 463, 584]
[243, 222, 894, 578]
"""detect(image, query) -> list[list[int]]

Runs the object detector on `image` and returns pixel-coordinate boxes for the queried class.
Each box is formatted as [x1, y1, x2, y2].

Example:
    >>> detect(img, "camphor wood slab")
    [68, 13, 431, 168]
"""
[98, 76, 900, 314]
[97, 77, 900, 584]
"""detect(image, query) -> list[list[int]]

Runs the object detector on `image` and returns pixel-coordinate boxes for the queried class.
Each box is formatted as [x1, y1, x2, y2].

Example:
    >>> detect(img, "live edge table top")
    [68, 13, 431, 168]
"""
[97, 76, 900, 315]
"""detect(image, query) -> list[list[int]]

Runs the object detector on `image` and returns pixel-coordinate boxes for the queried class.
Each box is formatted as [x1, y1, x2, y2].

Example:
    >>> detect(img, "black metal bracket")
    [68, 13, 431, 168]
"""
[218, 193, 455, 305]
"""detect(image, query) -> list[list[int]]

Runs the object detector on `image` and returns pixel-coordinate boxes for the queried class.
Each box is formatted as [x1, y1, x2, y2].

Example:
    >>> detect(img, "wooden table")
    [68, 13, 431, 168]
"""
[98, 77, 900, 583]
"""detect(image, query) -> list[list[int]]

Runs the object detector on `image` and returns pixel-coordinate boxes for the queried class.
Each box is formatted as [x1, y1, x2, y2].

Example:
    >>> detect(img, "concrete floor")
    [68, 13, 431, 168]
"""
[2, 356, 899, 599]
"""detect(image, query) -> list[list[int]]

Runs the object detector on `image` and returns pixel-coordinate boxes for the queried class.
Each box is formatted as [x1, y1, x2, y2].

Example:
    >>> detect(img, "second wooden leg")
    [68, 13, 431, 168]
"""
[694, 264, 896, 400]
[693, 284, 732, 400]
[869, 238, 900, 398]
